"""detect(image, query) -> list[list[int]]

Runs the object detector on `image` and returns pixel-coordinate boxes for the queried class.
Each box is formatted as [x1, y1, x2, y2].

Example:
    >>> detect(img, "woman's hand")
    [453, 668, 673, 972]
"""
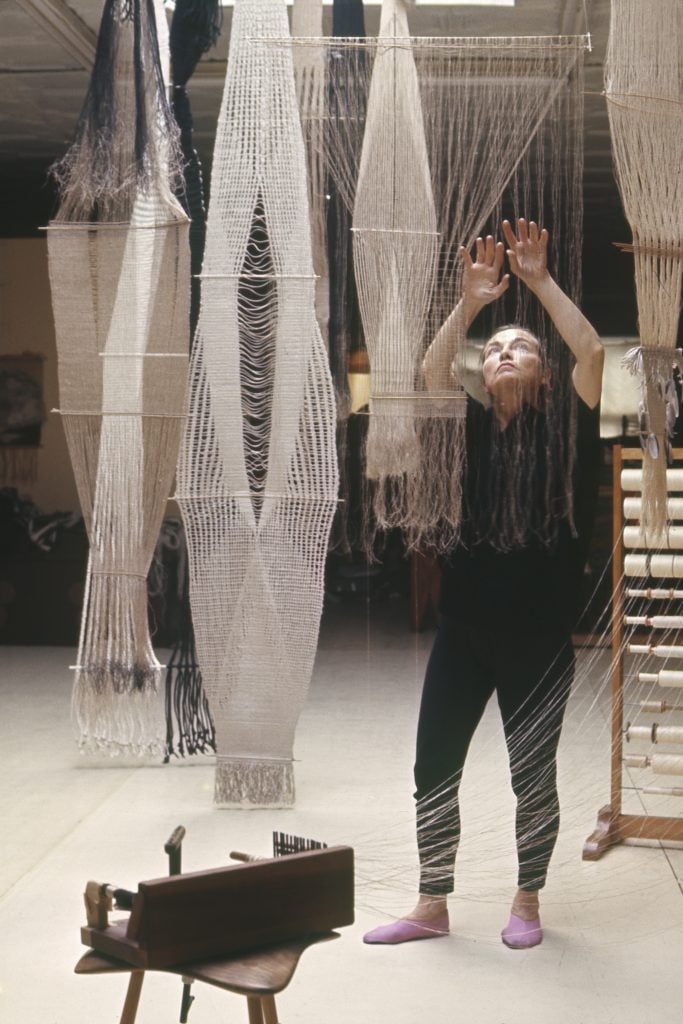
[502, 218, 550, 291]
[501, 218, 604, 408]
[460, 235, 509, 312]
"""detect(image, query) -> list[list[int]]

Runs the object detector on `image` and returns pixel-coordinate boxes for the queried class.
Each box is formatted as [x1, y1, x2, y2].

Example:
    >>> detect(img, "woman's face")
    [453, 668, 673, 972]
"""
[481, 328, 546, 401]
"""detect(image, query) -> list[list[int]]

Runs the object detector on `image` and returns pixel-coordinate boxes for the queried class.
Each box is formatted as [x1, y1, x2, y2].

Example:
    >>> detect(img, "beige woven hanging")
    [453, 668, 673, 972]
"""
[48, 0, 190, 756]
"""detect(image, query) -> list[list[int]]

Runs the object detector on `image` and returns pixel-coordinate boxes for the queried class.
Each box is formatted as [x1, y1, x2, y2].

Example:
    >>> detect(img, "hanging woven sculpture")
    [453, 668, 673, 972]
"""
[289, 1, 587, 553]
[176, 0, 338, 806]
[605, 0, 683, 539]
[164, 0, 223, 759]
[48, 0, 190, 756]
[352, 0, 440, 512]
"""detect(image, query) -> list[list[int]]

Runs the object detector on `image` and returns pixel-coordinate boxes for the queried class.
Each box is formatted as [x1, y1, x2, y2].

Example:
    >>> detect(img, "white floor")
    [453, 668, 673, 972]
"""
[1, 598, 682, 1024]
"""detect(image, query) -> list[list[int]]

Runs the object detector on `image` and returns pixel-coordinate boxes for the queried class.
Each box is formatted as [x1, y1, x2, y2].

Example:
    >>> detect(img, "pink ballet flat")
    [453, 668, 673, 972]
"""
[501, 913, 543, 949]
[363, 913, 449, 945]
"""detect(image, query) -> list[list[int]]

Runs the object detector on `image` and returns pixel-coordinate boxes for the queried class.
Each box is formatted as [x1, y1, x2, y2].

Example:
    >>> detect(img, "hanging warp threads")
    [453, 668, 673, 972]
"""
[298, 6, 587, 553]
[326, 0, 368, 554]
[292, 0, 329, 343]
[176, 0, 338, 806]
[605, 0, 683, 539]
[48, 0, 190, 755]
[164, 0, 224, 759]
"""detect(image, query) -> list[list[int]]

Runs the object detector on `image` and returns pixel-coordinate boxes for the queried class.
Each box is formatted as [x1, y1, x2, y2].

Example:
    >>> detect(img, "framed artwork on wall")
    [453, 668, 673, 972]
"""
[0, 352, 45, 483]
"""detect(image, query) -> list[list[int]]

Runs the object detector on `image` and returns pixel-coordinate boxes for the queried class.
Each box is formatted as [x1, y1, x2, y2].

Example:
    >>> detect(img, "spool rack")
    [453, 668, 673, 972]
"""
[583, 445, 683, 859]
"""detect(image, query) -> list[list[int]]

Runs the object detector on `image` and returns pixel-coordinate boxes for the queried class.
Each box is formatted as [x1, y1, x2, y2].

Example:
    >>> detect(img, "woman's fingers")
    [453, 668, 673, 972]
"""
[493, 240, 505, 271]
[502, 219, 517, 249]
[468, 236, 501, 268]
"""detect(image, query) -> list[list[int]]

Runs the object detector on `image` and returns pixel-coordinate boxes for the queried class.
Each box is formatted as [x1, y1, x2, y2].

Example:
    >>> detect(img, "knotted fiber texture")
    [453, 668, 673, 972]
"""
[606, 0, 683, 539]
[176, 0, 338, 806]
[48, 0, 190, 755]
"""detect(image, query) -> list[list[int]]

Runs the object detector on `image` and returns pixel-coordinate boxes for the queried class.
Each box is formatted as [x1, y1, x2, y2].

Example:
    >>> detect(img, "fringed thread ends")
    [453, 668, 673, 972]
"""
[214, 756, 295, 808]
[72, 663, 164, 758]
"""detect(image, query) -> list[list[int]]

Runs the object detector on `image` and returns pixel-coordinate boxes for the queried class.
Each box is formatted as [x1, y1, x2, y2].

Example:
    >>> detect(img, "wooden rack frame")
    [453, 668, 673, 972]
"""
[583, 445, 683, 859]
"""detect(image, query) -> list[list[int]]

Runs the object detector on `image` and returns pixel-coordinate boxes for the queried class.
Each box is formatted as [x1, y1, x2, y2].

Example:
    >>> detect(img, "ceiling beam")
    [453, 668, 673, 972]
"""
[15, 0, 97, 69]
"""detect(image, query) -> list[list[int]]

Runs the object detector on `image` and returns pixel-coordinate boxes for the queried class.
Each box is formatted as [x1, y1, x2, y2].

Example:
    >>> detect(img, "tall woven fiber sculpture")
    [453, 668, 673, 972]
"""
[164, 0, 223, 760]
[176, 0, 338, 806]
[294, 0, 588, 554]
[605, 0, 683, 539]
[48, 0, 190, 756]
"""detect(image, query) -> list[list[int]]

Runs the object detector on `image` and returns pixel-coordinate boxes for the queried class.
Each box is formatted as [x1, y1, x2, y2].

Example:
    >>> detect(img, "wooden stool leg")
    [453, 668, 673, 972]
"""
[119, 971, 145, 1024]
[179, 978, 195, 1022]
[261, 995, 279, 1024]
[246, 996, 265, 1024]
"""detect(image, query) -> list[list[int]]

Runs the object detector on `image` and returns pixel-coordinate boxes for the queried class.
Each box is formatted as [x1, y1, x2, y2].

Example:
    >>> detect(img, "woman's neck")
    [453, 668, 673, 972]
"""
[490, 382, 541, 428]
[491, 392, 526, 428]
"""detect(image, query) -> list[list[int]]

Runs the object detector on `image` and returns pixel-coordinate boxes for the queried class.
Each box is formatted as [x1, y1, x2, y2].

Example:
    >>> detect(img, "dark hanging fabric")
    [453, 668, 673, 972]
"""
[52, 0, 182, 222]
[328, 0, 368, 553]
[170, 0, 222, 331]
[327, 0, 365, 405]
[164, 0, 222, 760]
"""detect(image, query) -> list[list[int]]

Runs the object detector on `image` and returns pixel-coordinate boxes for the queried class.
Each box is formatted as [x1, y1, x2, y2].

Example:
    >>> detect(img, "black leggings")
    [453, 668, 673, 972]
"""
[414, 618, 575, 895]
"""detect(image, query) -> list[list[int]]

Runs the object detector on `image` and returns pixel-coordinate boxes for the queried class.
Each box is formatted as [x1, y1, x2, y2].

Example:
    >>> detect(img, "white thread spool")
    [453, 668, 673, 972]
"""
[639, 670, 683, 687]
[642, 786, 683, 797]
[623, 497, 683, 520]
[621, 469, 683, 492]
[624, 526, 683, 550]
[629, 644, 683, 659]
[624, 615, 683, 628]
[624, 723, 683, 744]
[624, 554, 683, 578]
[624, 754, 683, 775]
[640, 699, 666, 713]
[626, 588, 683, 599]
[639, 698, 683, 713]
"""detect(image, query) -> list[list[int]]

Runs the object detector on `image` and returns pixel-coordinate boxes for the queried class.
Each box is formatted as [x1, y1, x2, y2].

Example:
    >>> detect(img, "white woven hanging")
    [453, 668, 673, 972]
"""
[176, 0, 338, 806]
[48, 0, 190, 756]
